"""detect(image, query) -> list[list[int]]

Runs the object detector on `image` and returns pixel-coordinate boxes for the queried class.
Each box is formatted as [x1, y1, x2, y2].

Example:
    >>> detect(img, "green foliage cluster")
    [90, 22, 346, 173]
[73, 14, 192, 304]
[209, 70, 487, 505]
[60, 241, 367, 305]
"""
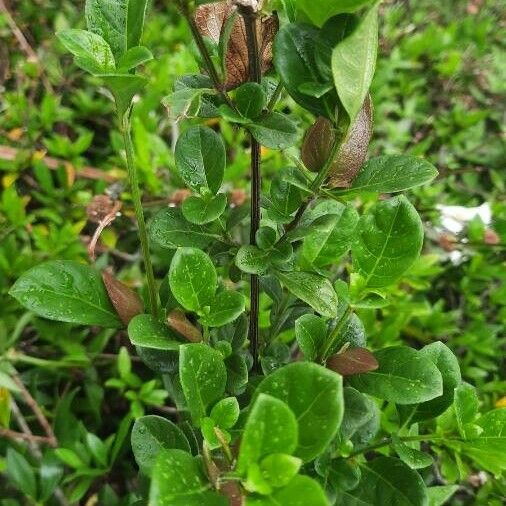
[0, 0, 504, 505]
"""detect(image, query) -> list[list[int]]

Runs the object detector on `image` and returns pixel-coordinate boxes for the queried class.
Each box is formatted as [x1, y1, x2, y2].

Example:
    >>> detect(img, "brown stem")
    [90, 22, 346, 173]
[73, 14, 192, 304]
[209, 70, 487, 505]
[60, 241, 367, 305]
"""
[88, 200, 122, 261]
[0, 426, 54, 445]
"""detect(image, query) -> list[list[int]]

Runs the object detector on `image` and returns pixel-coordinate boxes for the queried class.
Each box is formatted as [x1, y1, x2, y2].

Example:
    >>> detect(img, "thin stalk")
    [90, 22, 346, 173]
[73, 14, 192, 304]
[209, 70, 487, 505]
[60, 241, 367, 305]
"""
[121, 118, 158, 318]
[319, 305, 352, 361]
[241, 5, 262, 372]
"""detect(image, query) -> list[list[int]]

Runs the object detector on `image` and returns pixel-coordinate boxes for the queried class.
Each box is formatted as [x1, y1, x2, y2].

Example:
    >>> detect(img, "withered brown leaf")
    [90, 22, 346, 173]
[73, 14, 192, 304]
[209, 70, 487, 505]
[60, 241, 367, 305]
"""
[167, 309, 202, 343]
[194, 1, 278, 90]
[326, 347, 379, 376]
[102, 271, 144, 325]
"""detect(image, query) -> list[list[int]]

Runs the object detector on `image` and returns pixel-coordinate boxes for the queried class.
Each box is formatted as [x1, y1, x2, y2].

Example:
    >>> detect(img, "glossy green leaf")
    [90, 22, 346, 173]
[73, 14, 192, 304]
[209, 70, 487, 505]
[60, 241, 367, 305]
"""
[236, 246, 271, 275]
[259, 454, 302, 489]
[237, 393, 298, 474]
[200, 291, 245, 327]
[349, 346, 443, 405]
[117, 45, 153, 71]
[236, 82, 266, 119]
[352, 195, 424, 288]
[427, 486, 459, 506]
[175, 125, 226, 194]
[150, 207, 220, 249]
[179, 343, 227, 425]
[270, 171, 302, 217]
[57, 29, 115, 74]
[400, 342, 461, 423]
[181, 193, 227, 225]
[341, 456, 428, 506]
[169, 248, 217, 312]
[9, 260, 121, 327]
[392, 434, 433, 470]
[275, 271, 338, 318]
[128, 314, 181, 350]
[131, 415, 190, 475]
[255, 362, 343, 461]
[454, 383, 480, 438]
[101, 73, 148, 118]
[340, 387, 378, 443]
[150, 449, 228, 505]
[296, 0, 373, 26]
[248, 112, 298, 149]
[247, 475, 328, 506]
[210, 397, 240, 429]
[295, 314, 328, 361]
[332, 4, 378, 122]
[339, 155, 439, 195]
[302, 201, 359, 267]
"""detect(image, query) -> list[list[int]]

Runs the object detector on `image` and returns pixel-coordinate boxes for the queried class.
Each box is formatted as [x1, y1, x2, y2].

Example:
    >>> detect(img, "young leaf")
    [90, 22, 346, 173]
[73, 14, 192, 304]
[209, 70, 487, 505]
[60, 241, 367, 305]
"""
[131, 415, 190, 476]
[9, 260, 122, 328]
[326, 347, 379, 376]
[150, 449, 228, 505]
[274, 271, 338, 318]
[167, 309, 203, 343]
[454, 382, 479, 439]
[332, 4, 378, 122]
[210, 397, 240, 429]
[117, 45, 153, 71]
[259, 453, 301, 489]
[348, 346, 443, 405]
[236, 393, 298, 475]
[179, 343, 227, 425]
[235, 246, 271, 275]
[175, 125, 226, 194]
[352, 195, 424, 288]
[391, 434, 433, 470]
[101, 74, 148, 118]
[57, 29, 115, 74]
[235, 82, 266, 119]
[248, 112, 298, 149]
[169, 248, 217, 312]
[200, 291, 246, 328]
[150, 207, 221, 249]
[296, 0, 374, 27]
[182, 193, 228, 225]
[128, 314, 181, 350]
[255, 362, 343, 461]
[340, 456, 428, 506]
[295, 314, 328, 361]
[338, 155, 439, 195]
[340, 387, 378, 442]
[102, 271, 144, 325]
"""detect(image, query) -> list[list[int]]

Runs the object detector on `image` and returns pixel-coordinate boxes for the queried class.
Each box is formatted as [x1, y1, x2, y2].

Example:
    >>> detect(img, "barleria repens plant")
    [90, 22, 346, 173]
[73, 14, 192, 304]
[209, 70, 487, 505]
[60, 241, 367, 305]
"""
[7, 0, 506, 504]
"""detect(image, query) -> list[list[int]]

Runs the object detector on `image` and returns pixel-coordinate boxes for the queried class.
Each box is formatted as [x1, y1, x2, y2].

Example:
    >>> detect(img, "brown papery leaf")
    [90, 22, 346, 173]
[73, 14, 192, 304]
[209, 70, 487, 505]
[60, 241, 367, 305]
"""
[102, 271, 144, 325]
[326, 347, 379, 376]
[167, 309, 202, 343]
[194, 1, 278, 90]
[301, 116, 336, 173]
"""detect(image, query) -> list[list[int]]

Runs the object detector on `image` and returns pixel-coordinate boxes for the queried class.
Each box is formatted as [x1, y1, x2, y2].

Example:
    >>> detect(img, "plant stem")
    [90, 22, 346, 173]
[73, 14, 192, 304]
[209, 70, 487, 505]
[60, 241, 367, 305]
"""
[121, 117, 158, 318]
[241, 5, 262, 372]
[319, 305, 353, 361]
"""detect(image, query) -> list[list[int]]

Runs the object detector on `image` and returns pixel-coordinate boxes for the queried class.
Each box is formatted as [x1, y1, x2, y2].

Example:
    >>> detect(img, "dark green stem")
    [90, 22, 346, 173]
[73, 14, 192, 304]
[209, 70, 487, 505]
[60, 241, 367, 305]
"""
[121, 117, 158, 318]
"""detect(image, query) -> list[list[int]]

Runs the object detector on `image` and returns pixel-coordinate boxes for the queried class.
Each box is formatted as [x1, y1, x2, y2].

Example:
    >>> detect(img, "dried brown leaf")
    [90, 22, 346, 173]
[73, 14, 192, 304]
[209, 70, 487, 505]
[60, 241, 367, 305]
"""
[102, 271, 144, 325]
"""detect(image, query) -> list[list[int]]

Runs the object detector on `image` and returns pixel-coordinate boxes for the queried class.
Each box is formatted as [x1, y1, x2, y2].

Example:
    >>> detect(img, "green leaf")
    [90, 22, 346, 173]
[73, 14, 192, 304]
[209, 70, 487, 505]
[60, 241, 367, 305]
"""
[349, 346, 443, 405]
[101, 73, 148, 118]
[235, 82, 266, 119]
[182, 193, 227, 225]
[427, 486, 459, 506]
[150, 207, 221, 249]
[338, 155, 439, 195]
[9, 260, 122, 328]
[237, 393, 298, 474]
[270, 171, 302, 217]
[117, 45, 153, 71]
[295, 314, 328, 361]
[392, 434, 433, 470]
[6, 449, 37, 499]
[340, 387, 379, 443]
[85, 0, 149, 59]
[302, 201, 359, 267]
[352, 195, 424, 288]
[298, 81, 334, 98]
[200, 291, 246, 328]
[454, 383, 479, 439]
[255, 362, 343, 461]
[169, 248, 217, 312]
[55, 448, 84, 469]
[236, 246, 271, 275]
[179, 343, 227, 425]
[39, 453, 64, 502]
[400, 342, 461, 423]
[175, 125, 226, 194]
[259, 454, 301, 489]
[274, 271, 338, 318]
[248, 112, 298, 149]
[273, 23, 335, 118]
[247, 475, 328, 506]
[57, 29, 115, 74]
[150, 449, 228, 505]
[128, 314, 181, 350]
[131, 415, 190, 476]
[341, 456, 428, 506]
[296, 0, 373, 26]
[332, 4, 378, 122]
[210, 397, 240, 429]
